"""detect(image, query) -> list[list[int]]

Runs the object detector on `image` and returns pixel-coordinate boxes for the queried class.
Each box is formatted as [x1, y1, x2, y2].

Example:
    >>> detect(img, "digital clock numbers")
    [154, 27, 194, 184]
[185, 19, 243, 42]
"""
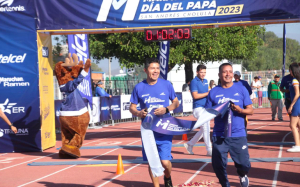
[144, 27, 192, 41]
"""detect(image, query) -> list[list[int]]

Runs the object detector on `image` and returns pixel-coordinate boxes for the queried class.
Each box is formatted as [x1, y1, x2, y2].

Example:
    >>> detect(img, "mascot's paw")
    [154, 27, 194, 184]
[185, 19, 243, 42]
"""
[60, 144, 81, 158]
[84, 59, 91, 72]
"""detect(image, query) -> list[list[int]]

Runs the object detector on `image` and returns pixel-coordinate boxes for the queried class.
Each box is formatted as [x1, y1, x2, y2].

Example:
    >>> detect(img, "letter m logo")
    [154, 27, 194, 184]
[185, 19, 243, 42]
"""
[97, 0, 140, 21]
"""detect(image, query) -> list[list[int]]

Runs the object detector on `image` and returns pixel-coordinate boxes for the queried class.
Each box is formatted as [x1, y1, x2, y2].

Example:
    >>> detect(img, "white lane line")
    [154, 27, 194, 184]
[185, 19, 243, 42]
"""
[0, 131, 137, 172]
[184, 162, 209, 185]
[85, 124, 140, 136]
[0, 153, 8, 156]
[97, 164, 141, 187]
[247, 122, 281, 133]
[17, 165, 76, 187]
[17, 140, 141, 186]
[0, 153, 56, 171]
[272, 131, 292, 187]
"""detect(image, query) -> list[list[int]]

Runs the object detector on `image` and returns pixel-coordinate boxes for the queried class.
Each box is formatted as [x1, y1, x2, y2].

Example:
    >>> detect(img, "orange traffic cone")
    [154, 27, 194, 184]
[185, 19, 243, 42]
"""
[182, 134, 188, 141]
[116, 154, 124, 175]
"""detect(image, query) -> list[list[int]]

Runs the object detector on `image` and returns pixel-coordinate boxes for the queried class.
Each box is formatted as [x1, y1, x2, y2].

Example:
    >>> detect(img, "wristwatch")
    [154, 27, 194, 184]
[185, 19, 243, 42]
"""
[165, 107, 169, 114]
[10, 123, 14, 127]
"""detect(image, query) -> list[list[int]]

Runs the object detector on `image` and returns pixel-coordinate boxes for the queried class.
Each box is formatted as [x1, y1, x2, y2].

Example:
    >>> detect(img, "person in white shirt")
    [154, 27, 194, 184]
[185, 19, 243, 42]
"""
[251, 76, 262, 107]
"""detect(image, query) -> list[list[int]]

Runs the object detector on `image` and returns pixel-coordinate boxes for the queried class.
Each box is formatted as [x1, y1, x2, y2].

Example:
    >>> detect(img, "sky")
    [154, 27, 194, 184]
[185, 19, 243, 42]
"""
[52, 23, 300, 75]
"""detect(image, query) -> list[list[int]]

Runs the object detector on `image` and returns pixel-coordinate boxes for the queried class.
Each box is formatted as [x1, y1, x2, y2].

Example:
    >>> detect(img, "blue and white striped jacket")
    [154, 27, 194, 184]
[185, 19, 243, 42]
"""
[59, 70, 88, 116]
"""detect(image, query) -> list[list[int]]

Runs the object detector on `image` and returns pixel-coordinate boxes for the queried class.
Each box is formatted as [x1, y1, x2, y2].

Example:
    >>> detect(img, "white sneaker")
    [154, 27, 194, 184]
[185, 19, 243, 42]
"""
[206, 149, 212, 156]
[287, 146, 300, 152]
[258, 106, 263, 108]
[184, 143, 194, 154]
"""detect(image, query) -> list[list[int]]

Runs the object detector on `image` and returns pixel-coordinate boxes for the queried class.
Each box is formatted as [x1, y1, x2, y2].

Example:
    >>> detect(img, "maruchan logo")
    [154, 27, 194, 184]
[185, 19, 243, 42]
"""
[0, 77, 30, 87]
[0, 0, 25, 12]
[0, 53, 26, 63]
[0, 128, 29, 137]
[0, 98, 25, 114]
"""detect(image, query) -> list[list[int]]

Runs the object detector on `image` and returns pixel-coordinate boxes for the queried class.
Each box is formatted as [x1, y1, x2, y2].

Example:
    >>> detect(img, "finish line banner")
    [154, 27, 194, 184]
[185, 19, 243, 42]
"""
[35, 0, 300, 30]
[142, 101, 231, 177]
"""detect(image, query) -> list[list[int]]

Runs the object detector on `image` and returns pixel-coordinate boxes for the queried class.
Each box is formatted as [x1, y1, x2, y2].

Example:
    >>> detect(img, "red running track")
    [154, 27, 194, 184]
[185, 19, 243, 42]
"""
[0, 108, 300, 187]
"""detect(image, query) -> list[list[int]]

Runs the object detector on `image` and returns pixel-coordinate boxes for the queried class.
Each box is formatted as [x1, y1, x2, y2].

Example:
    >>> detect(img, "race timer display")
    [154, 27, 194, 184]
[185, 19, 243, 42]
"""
[144, 27, 192, 41]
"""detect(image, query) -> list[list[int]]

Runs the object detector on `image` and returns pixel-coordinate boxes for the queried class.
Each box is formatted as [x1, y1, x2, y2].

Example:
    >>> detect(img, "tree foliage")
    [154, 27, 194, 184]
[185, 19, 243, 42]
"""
[91, 63, 103, 72]
[240, 31, 300, 71]
[89, 26, 264, 82]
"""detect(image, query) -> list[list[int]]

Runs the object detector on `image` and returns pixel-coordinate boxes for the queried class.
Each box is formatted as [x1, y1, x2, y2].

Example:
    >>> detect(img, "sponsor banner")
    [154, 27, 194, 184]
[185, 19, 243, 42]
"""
[173, 92, 183, 113]
[111, 96, 121, 120]
[100, 97, 111, 122]
[37, 33, 56, 150]
[35, 0, 300, 30]
[0, 0, 41, 153]
[158, 41, 169, 80]
[121, 95, 132, 119]
[182, 92, 193, 112]
[282, 24, 286, 78]
[68, 34, 93, 108]
[92, 97, 101, 123]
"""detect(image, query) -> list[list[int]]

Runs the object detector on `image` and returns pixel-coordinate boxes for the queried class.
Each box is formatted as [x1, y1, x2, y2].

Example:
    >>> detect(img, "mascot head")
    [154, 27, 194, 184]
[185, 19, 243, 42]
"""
[54, 53, 84, 85]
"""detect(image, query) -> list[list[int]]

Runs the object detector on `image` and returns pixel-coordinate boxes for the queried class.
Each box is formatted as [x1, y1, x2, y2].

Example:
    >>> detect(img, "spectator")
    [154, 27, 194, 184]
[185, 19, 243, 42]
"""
[184, 65, 212, 156]
[0, 108, 17, 133]
[95, 81, 111, 97]
[268, 75, 283, 121]
[250, 77, 258, 108]
[257, 76, 264, 108]
[251, 76, 261, 107]
[209, 80, 216, 90]
[280, 64, 295, 117]
[287, 63, 300, 152]
[233, 71, 252, 96]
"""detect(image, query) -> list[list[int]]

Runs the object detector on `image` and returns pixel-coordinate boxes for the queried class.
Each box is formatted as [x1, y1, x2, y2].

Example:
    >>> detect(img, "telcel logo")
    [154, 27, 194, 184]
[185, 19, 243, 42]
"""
[0, 53, 26, 64]
[97, 0, 140, 21]
[158, 41, 169, 79]
[0, 0, 25, 12]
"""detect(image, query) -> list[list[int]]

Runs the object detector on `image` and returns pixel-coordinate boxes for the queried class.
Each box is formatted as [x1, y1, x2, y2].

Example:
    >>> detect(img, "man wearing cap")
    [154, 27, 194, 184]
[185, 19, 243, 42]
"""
[268, 75, 283, 121]
[95, 81, 111, 97]
[233, 71, 252, 96]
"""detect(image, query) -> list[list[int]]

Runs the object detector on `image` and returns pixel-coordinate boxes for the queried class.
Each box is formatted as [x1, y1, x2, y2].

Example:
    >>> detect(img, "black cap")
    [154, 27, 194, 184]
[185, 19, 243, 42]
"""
[274, 75, 280, 78]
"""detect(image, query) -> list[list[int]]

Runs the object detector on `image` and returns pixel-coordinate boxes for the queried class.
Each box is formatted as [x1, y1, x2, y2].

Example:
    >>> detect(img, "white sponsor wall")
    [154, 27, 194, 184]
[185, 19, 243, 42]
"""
[120, 95, 132, 119]
[182, 92, 193, 112]
[85, 94, 193, 123]
[91, 97, 101, 123]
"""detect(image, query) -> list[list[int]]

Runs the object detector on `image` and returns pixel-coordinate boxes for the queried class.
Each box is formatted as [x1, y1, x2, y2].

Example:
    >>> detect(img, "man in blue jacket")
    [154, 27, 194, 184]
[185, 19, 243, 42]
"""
[95, 81, 111, 97]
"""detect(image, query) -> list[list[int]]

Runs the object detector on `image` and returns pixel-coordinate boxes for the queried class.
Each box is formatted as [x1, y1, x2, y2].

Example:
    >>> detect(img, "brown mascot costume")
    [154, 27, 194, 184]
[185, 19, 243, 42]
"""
[55, 53, 91, 158]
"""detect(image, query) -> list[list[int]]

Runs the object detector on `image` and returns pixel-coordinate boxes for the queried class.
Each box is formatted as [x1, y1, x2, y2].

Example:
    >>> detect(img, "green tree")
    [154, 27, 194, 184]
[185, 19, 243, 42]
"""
[90, 26, 264, 82]
[91, 63, 103, 72]
[242, 31, 300, 71]
[52, 36, 68, 66]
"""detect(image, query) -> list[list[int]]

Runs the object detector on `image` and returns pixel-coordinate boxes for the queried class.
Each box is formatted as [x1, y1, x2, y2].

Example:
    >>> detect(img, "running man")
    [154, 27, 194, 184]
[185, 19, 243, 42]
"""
[129, 58, 179, 187]
[206, 63, 253, 187]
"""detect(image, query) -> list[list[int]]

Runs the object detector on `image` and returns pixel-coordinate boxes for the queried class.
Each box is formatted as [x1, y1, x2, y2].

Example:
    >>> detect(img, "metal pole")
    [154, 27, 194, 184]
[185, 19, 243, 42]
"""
[109, 57, 112, 89]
